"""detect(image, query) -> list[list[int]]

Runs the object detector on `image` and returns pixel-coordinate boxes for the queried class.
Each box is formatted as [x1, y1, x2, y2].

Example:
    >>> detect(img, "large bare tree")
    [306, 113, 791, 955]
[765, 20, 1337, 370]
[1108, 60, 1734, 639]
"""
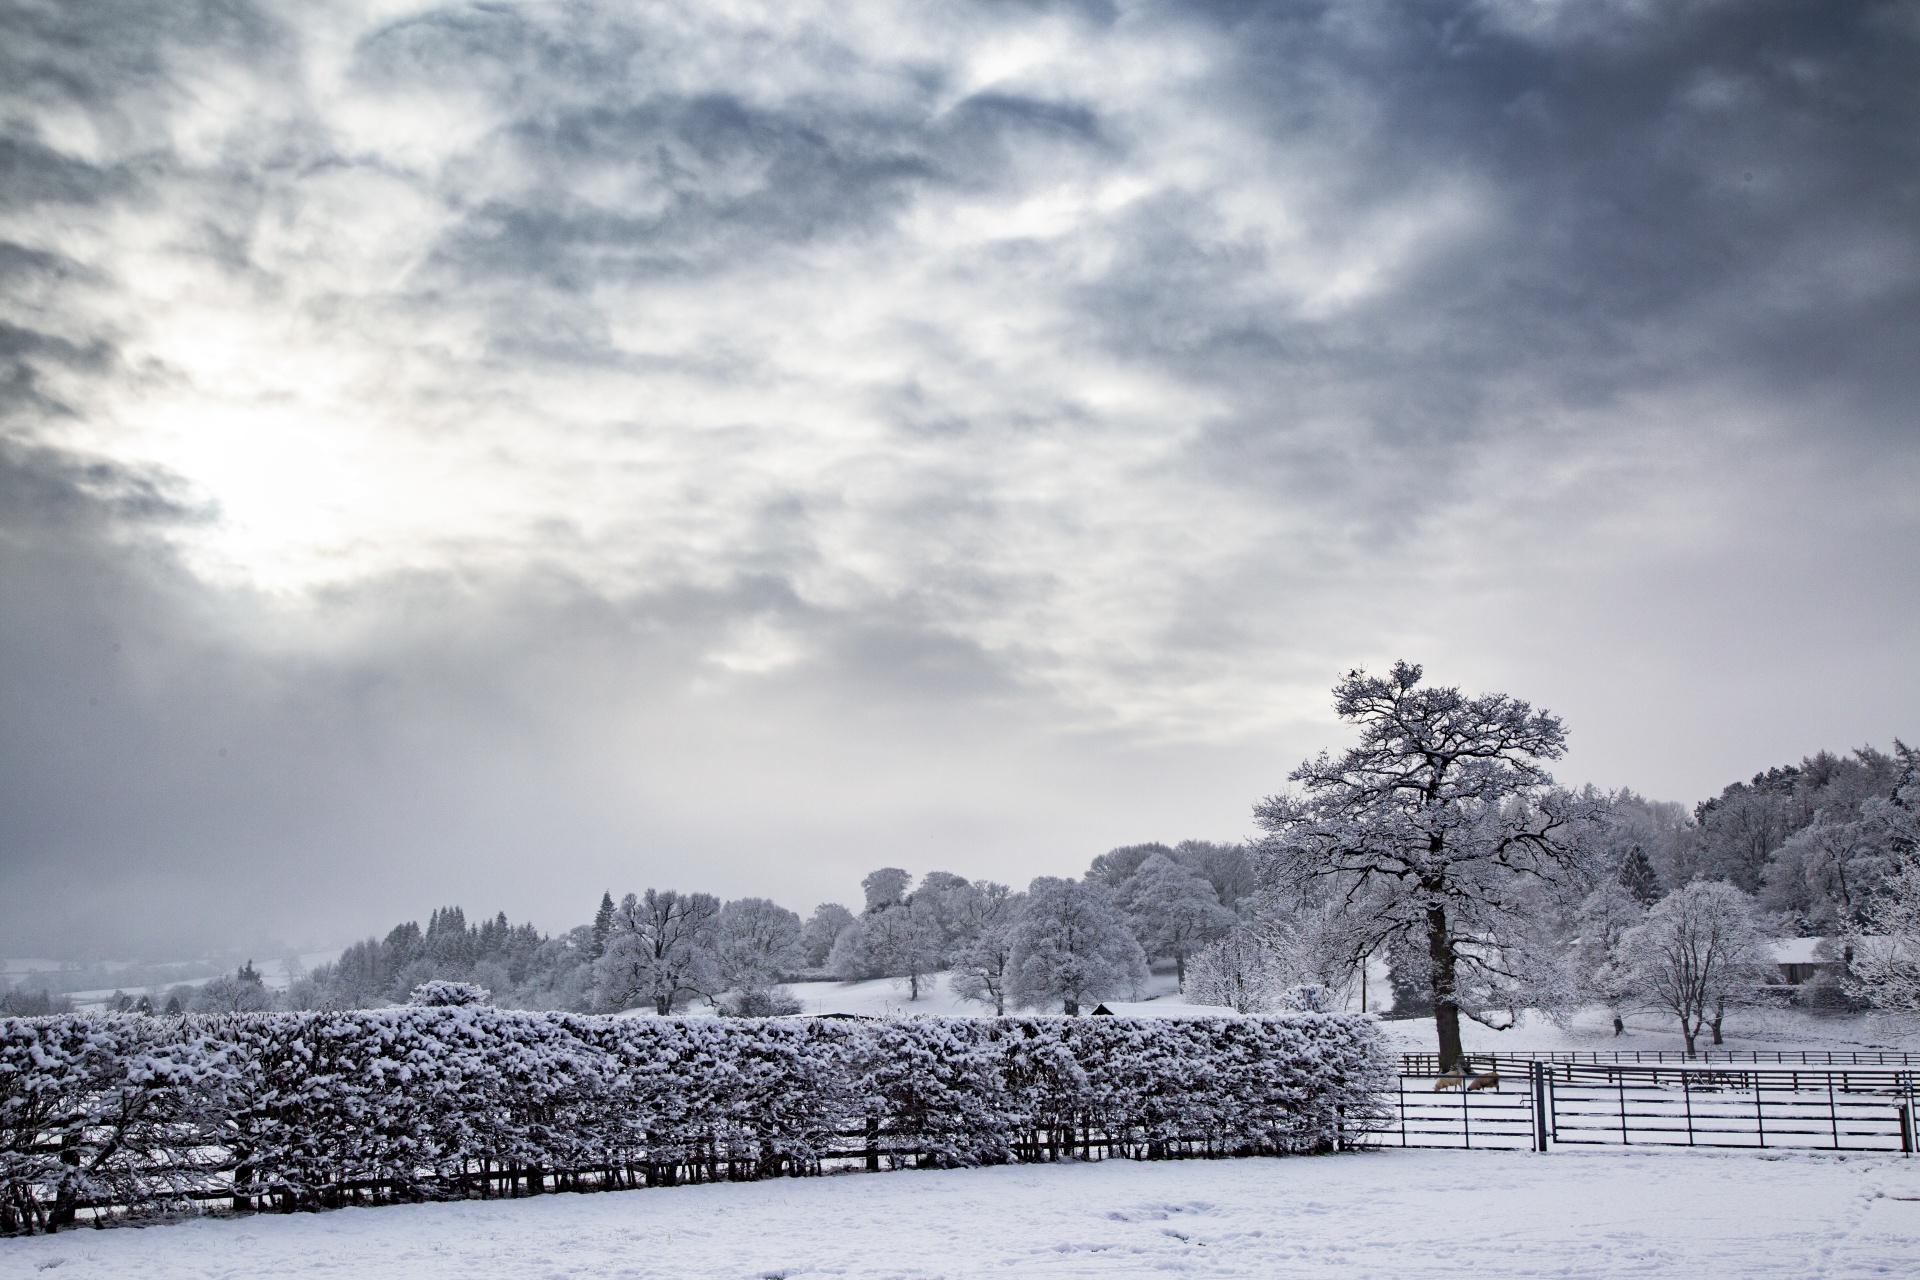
[1254, 661, 1581, 1069]
[593, 888, 721, 1015]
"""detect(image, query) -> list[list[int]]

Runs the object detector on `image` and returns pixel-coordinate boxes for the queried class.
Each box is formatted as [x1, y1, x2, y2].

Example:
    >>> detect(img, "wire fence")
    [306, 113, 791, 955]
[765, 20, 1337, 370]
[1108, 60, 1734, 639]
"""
[1372, 1057, 1919, 1155]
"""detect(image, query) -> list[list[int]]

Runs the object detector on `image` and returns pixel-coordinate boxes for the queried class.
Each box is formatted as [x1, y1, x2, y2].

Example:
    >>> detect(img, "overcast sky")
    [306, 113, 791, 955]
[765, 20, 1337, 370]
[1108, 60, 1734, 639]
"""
[3, 0, 1916, 959]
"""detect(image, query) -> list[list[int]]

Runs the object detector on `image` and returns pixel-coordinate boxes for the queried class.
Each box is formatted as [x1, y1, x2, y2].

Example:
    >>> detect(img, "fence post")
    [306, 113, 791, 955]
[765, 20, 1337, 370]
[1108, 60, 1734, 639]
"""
[1902, 1072, 1914, 1157]
[1530, 1061, 1548, 1153]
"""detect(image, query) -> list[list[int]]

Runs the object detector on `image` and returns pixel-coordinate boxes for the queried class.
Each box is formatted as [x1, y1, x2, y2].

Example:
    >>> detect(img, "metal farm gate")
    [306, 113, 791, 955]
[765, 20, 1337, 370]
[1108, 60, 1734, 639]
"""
[1375, 1056, 1919, 1154]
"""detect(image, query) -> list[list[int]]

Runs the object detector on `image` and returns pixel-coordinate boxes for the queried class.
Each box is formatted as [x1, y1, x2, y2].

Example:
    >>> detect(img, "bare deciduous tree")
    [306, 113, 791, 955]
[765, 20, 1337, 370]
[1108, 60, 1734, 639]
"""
[1254, 661, 1582, 1069]
[593, 888, 721, 1015]
[1615, 880, 1774, 1055]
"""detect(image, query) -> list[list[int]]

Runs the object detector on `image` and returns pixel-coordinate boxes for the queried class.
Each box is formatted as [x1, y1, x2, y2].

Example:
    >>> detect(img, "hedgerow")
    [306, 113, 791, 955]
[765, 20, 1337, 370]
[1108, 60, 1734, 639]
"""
[0, 1009, 1390, 1232]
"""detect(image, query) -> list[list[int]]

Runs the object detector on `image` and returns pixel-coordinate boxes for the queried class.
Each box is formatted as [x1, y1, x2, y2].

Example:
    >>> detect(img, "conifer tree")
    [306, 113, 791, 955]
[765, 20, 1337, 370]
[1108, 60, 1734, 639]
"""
[591, 891, 616, 960]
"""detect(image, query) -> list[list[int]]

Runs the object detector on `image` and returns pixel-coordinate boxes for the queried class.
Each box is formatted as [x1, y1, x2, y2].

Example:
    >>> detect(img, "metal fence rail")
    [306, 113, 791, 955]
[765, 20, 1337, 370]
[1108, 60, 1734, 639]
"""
[1369, 1058, 1918, 1155]
[1408, 1055, 1912, 1094]
[1384, 1074, 1538, 1150]
[1399, 1048, 1916, 1072]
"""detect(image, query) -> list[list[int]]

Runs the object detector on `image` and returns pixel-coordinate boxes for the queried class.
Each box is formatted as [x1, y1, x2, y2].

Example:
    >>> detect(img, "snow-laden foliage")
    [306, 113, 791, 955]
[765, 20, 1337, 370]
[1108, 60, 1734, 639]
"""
[0, 1009, 1389, 1232]
[1007, 878, 1148, 1015]
[409, 981, 491, 1007]
[1847, 745, 1920, 1014]
[1614, 880, 1776, 1055]
[1254, 661, 1586, 1067]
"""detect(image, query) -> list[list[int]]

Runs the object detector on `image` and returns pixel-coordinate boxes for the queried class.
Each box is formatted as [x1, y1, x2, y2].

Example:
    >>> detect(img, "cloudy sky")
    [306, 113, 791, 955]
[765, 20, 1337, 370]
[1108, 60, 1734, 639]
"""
[3, 0, 1916, 958]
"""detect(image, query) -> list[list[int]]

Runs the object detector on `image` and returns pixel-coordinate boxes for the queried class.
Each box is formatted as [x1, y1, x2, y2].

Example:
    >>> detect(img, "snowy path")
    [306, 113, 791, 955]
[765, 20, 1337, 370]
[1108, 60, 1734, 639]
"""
[4, 1149, 1917, 1279]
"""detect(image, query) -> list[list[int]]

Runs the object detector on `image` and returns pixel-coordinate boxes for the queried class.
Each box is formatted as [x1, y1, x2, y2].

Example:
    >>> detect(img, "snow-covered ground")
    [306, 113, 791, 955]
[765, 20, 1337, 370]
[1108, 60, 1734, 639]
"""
[779, 969, 1196, 1019]
[1375, 1006, 1920, 1057]
[5, 1148, 1915, 1278]
[769, 972, 1920, 1055]
[6, 951, 343, 1009]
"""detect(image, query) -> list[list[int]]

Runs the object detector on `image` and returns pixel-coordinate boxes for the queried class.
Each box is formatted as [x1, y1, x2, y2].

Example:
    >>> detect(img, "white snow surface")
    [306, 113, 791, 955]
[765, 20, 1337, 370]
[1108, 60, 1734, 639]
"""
[771, 972, 1920, 1053]
[777, 970, 1200, 1019]
[4, 1149, 1915, 1278]
[1374, 1006, 1920, 1057]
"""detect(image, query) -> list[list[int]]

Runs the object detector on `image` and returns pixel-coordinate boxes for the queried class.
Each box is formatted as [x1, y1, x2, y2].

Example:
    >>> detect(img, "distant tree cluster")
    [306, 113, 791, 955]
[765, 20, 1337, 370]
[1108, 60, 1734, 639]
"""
[1220, 662, 1919, 1062]
[0, 987, 73, 1017]
[39, 661, 1914, 1050]
[285, 907, 594, 1013]
[120, 837, 1252, 1019]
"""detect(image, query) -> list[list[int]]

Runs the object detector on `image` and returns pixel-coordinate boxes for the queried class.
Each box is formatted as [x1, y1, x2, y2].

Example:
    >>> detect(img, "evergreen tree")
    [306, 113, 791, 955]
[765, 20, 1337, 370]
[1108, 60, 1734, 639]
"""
[591, 891, 616, 960]
[1618, 847, 1661, 904]
[1384, 933, 1432, 1016]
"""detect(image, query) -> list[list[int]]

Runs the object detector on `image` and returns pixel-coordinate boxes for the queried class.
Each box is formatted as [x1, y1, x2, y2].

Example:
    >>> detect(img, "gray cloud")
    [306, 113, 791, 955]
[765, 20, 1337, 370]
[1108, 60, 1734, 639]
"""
[1, 0, 1915, 956]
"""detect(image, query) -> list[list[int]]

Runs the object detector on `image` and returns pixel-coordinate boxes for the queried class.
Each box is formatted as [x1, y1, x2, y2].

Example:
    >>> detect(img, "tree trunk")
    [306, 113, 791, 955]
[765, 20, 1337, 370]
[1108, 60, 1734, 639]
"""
[1426, 902, 1464, 1071]
[909, 970, 920, 1000]
[1175, 951, 1185, 984]
[1612, 1014, 1624, 1036]
[1709, 1014, 1724, 1045]
[1063, 997, 1079, 1016]
[654, 994, 672, 1015]
[1680, 1015, 1696, 1056]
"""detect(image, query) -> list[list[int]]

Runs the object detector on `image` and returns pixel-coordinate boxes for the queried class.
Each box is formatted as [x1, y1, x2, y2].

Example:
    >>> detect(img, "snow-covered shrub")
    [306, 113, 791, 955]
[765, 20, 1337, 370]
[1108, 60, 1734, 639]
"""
[409, 980, 491, 1007]
[1184, 929, 1285, 1013]
[0, 1015, 233, 1233]
[0, 1008, 1389, 1231]
[719, 986, 803, 1017]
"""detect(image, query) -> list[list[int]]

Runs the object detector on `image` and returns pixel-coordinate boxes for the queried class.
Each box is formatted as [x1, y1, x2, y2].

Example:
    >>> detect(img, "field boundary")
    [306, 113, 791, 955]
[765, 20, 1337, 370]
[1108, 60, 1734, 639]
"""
[1372, 1056, 1919, 1155]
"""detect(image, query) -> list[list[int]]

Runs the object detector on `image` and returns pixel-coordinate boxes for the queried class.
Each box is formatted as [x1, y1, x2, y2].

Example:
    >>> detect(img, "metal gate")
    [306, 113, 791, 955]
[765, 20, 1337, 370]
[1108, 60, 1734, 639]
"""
[1373, 1058, 1919, 1154]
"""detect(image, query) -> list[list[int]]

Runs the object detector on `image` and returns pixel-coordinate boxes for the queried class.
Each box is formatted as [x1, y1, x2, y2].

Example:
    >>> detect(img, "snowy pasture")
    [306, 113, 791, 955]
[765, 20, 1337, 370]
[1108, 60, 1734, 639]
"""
[3, 1148, 1915, 1279]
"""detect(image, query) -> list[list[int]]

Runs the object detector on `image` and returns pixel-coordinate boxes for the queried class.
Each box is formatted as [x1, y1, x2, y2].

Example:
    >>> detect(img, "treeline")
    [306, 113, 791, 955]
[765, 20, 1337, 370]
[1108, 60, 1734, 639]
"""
[1568, 744, 1914, 931]
[146, 674, 1915, 1052]
[1196, 747, 1920, 1052]
[1203, 664, 1919, 1064]
[255, 842, 1256, 1018]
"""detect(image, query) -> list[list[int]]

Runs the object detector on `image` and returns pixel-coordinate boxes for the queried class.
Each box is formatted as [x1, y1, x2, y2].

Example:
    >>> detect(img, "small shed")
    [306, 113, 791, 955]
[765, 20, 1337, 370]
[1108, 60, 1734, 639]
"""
[1087, 1001, 1237, 1019]
[1770, 937, 1836, 985]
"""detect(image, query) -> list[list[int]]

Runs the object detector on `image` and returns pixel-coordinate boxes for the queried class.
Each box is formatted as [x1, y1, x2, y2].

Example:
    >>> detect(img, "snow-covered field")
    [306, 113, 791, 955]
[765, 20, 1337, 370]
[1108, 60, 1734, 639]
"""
[1373, 1007, 1920, 1057]
[776, 970, 1193, 1019]
[4, 1148, 1915, 1279]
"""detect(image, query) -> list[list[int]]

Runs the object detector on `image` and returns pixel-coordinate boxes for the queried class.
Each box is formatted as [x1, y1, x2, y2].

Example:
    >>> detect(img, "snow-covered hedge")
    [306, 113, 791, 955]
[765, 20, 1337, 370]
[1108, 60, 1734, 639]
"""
[0, 1010, 1390, 1232]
